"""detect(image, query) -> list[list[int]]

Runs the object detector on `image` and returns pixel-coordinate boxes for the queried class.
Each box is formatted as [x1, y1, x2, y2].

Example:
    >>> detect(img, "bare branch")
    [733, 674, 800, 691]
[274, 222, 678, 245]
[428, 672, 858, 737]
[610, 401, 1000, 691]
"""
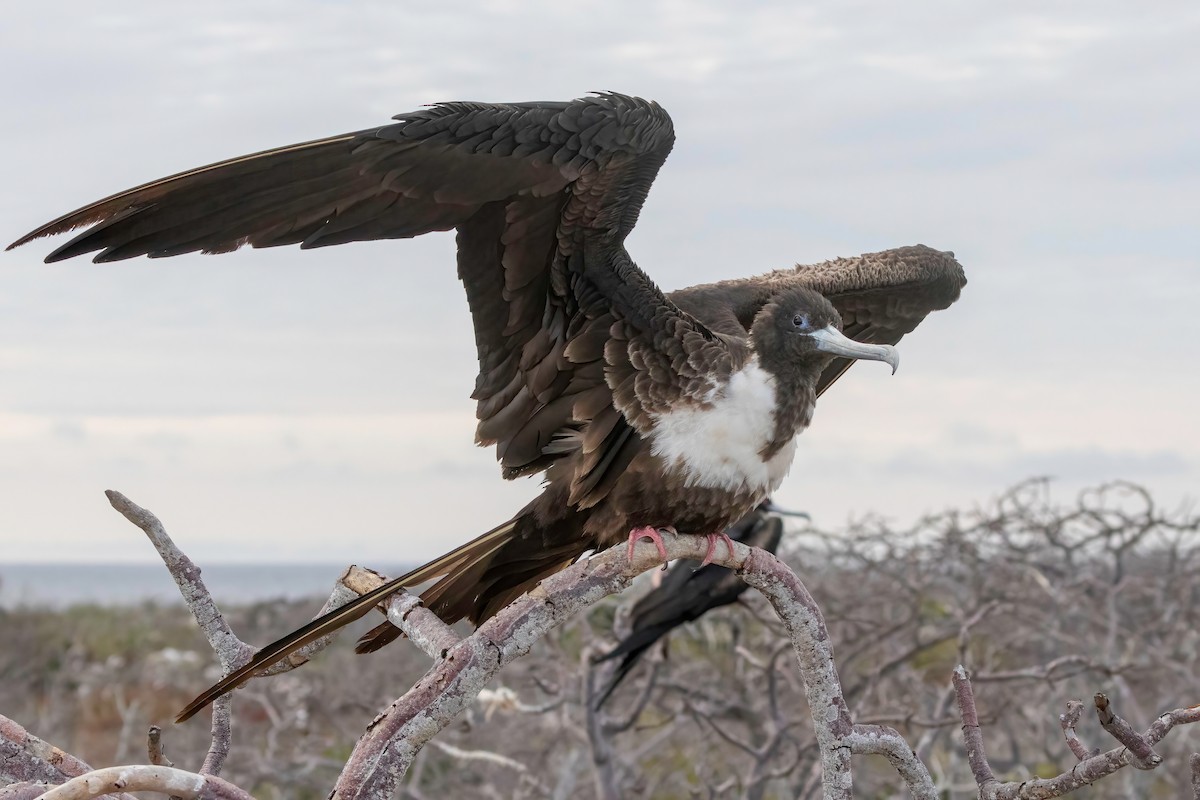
[104, 491, 254, 674]
[426, 741, 531, 774]
[601, 660, 661, 736]
[1093, 692, 1161, 770]
[147, 726, 174, 768]
[973, 655, 1125, 685]
[683, 699, 760, 758]
[0, 715, 135, 800]
[12, 480, 1200, 799]
[846, 724, 938, 799]
[581, 645, 623, 800]
[323, 532, 936, 800]
[198, 695, 233, 777]
[953, 665, 997, 791]
[738, 547, 859, 798]
[1058, 700, 1097, 761]
[340, 567, 463, 659]
[33, 766, 253, 800]
[956, 687, 1200, 798]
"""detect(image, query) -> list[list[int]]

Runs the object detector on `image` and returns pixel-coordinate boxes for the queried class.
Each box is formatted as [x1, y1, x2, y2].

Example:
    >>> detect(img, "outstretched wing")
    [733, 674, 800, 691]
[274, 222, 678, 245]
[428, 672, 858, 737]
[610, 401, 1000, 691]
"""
[670, 244, 966, 395]
[9, 94, 731, 482]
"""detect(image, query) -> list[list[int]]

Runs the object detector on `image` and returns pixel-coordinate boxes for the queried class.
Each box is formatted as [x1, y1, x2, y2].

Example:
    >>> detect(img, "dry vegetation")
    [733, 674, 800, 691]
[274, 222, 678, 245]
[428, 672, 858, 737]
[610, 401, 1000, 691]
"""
[2, 479, 1199, 798]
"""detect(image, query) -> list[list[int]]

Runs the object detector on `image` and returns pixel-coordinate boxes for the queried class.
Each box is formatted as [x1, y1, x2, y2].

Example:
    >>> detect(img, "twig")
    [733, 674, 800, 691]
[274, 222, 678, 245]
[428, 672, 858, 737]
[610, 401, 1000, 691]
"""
[1058, 700, 1097, 761]
[581, 646, 623, 800]
[147, 726, 174, 768]
[104, 491, 371, 777]
[602, 659, 661, 736]
[474, 686, 564, 717]
[952, 666, 997, 790]
[973, 656, 1123, 685]
[684, 699, 760, 758]
[104, 491, 254, 674]
[107, 492, 372, 679]
[426, 741, 531, 775]
[106, 492, 257, 780]
[148, 725, 185, 800]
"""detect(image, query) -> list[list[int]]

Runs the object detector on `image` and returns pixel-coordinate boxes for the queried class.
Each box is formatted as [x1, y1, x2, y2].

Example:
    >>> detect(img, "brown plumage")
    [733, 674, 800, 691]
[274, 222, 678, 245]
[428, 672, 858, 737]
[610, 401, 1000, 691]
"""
[7, 94, 967, 723]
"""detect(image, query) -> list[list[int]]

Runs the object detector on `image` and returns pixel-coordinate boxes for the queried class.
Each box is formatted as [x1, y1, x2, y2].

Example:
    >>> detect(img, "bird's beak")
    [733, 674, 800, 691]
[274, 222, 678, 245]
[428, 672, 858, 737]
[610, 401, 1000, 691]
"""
[809, 326, 899, 374]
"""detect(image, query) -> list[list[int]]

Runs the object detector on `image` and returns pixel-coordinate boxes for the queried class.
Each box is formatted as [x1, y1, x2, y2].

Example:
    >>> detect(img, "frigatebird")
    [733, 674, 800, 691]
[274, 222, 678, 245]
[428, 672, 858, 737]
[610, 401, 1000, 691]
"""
[8, 93, 966, 722]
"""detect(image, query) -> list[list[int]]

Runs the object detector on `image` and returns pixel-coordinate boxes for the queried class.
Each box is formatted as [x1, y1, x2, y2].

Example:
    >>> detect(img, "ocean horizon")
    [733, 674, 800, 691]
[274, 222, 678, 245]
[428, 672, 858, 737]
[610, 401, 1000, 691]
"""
[0, 562, 415, 609]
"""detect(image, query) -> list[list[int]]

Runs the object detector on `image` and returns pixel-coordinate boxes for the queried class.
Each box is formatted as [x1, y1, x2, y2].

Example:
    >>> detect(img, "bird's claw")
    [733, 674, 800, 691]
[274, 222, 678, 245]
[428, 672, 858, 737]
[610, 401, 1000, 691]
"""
[697, 532, 736, 568]
[627, 525, 675, 569]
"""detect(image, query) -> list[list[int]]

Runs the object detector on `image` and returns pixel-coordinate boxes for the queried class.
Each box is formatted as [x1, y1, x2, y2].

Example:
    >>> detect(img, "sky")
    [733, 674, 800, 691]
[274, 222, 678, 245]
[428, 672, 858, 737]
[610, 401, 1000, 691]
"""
[1, 1, 1197, 565]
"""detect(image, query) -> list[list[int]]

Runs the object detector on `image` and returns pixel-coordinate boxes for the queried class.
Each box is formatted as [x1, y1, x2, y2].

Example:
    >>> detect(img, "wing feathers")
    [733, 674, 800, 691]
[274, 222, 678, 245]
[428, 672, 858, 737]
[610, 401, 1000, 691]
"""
[25, 97, 952, 511]
[8, 134, 363, 252]
[668, 245, 966, 398]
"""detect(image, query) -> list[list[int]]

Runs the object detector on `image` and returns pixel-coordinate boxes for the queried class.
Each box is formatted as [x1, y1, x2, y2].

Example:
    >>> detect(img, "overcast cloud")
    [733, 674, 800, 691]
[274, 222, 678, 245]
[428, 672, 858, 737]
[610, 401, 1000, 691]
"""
[1, 1, 1197, 564]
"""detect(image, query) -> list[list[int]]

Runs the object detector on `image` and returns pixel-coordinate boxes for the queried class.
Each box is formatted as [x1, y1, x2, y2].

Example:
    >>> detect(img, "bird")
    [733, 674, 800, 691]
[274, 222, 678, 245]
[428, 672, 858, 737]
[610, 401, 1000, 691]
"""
[7, 93, 967, 723]
[592, 500, 798, 708]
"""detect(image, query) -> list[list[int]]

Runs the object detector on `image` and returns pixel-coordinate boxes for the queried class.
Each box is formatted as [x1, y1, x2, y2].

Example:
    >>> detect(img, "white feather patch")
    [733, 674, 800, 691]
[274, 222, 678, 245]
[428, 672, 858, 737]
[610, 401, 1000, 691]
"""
[647, 359, 800, 493]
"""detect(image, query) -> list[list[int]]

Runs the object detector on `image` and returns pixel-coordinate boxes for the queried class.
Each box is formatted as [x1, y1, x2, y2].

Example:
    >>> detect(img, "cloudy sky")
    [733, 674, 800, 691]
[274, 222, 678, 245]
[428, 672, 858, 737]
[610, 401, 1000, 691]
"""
[1, 1, 1197, 566]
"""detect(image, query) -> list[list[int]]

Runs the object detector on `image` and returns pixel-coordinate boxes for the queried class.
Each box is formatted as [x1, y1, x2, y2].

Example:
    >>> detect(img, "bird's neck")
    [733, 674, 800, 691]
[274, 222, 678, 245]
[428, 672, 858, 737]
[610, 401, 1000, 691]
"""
[754, 353, 821, 460]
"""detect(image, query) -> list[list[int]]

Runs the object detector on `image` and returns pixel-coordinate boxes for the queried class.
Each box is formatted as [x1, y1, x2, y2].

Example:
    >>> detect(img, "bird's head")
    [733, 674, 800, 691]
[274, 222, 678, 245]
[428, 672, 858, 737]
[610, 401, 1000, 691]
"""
[750, 287, 899, 380]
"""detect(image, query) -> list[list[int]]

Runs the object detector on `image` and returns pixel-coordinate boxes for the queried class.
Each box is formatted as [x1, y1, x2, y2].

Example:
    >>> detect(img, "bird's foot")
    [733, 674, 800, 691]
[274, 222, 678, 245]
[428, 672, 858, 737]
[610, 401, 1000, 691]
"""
[698, 531, 736, 568]
[627, 525, 675, 569]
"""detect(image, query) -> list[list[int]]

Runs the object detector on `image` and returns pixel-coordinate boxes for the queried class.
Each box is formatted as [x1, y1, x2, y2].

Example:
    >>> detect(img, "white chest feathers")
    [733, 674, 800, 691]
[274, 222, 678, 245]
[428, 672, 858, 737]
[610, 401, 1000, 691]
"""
[647, 360, 802, 493]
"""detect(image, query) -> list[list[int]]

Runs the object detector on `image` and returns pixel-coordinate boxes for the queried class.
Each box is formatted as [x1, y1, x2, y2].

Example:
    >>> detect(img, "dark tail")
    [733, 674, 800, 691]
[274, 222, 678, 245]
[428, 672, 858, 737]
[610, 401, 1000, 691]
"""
[356, 497, 590, 653]
[177, 493, 589, 722]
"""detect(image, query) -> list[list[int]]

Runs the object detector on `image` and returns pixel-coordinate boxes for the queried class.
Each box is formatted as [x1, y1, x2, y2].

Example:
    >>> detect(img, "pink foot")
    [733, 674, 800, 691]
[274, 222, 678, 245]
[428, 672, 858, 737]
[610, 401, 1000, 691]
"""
[698, 532, 736, 568]
[627, 525, 675, 568]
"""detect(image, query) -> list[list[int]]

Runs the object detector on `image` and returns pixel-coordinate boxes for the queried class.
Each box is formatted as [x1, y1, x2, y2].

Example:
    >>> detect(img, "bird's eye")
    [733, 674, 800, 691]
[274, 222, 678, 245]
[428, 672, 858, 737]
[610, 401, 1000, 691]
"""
[792, 314, 809, 330]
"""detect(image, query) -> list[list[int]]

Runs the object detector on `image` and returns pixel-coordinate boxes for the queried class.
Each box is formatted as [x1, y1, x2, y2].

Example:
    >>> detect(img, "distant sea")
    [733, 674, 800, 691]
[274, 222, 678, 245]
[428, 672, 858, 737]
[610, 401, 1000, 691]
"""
[0, 562, 414, 609]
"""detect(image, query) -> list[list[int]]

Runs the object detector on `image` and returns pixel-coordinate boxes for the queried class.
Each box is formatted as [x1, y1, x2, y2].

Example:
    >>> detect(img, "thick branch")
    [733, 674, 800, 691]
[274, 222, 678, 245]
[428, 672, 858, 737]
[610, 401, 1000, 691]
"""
[0, 715, 136, 800]
[33, 766, 253, 800]
[340, 567, 463, 659]
[328, 531, 936, 800]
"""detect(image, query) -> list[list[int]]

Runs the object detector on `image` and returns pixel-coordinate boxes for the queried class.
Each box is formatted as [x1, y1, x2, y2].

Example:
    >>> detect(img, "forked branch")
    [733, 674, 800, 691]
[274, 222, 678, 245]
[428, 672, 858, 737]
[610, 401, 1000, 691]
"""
[953, 666, 1200, 798]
